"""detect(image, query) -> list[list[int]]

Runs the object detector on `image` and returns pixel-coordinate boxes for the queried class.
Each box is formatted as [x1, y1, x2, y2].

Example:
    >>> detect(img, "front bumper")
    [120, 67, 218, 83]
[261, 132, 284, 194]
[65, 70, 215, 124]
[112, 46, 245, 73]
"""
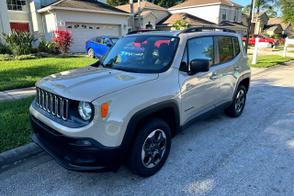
[30, 115, 123, 172]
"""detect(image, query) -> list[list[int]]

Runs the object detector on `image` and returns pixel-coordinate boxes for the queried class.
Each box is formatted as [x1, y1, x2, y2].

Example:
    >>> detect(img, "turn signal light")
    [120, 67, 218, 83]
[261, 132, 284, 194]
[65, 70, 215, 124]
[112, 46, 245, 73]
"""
[101, 103, 109, 118]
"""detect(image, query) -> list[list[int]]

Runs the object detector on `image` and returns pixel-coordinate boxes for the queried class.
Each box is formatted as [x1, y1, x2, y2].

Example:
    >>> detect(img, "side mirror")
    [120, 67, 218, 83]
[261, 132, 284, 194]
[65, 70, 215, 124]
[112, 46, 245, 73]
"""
[189, 59, 210, 75]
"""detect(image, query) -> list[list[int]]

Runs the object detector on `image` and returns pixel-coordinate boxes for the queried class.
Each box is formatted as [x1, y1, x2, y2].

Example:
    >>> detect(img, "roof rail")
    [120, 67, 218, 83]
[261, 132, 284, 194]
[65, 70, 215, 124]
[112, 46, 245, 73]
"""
[127, 29, 158, 35]
[180, 26, 236, 34]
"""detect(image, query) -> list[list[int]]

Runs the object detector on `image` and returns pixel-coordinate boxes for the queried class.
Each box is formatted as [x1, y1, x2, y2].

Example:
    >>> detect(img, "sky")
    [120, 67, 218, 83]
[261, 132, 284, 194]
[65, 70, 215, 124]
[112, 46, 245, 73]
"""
[233, 0, 251, 6]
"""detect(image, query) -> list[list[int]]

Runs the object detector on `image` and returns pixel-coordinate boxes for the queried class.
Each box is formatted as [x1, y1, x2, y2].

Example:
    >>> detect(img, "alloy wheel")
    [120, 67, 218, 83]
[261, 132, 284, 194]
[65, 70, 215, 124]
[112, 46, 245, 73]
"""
[141, 129, 167, 169]
[235, 89, 246, 113]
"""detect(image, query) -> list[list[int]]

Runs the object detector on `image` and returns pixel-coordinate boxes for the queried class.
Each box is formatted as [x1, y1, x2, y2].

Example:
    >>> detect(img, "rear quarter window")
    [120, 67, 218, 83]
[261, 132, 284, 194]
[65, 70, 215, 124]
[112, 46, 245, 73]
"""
[233, 37, 241, 56]
[217, 36, 240, 64]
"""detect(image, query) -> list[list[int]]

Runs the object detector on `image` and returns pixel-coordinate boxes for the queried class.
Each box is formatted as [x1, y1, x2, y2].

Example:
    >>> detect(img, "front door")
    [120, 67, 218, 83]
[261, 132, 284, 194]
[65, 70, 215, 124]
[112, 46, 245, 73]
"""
[179, 36, 221, 124]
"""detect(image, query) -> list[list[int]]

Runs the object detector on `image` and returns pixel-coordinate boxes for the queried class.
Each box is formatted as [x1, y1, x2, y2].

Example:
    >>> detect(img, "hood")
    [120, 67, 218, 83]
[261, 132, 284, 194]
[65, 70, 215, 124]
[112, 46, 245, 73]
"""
[36, 66, 158, 102]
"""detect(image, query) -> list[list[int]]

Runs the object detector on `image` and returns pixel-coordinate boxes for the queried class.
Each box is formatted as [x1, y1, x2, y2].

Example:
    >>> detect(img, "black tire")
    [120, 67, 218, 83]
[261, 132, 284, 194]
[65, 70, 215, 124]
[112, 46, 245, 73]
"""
[127, 118, 171, 177]
[87, 48, 95, 58]
[225, 85, 247, 117]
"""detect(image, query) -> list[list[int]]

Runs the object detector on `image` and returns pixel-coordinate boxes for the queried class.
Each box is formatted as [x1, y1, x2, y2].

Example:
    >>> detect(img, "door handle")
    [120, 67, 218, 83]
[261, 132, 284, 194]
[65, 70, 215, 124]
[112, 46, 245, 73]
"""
[210, 72, 218, 80]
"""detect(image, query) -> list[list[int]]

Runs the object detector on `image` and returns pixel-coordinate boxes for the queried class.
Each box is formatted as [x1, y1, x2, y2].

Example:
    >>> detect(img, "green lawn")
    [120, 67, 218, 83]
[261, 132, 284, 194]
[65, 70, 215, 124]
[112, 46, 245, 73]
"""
[0, 56, 96, 91]
[0, 97, 34, 153]
[249, 55, 293, 68]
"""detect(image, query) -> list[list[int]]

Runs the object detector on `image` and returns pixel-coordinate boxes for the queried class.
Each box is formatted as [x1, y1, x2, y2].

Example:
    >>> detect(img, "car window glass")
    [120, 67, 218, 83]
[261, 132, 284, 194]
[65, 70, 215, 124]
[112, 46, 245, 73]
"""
[102, 36, 179, 73]
[96, 37, 103, 44]
[218, 36, 234, 63]
[180, 48, 188, 72]
[111, 38, 119, 44]
[188, 37, 214, 66]
[233, 37, 240, 56]
[104, 38, 111, 45]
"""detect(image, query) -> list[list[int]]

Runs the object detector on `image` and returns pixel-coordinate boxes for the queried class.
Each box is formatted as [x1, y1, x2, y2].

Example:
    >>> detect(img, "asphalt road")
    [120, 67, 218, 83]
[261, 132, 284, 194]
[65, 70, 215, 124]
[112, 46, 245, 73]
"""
[1, 64, 294, 196]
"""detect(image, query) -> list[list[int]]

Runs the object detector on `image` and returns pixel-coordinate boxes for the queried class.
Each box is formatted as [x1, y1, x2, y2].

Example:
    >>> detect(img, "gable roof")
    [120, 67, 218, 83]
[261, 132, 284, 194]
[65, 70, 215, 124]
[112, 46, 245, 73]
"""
[170, 0, 242, 10]
[157, 13, 215, 26]
[39, 0, 128, 15]
[116, 1, 167, 13]
[268, 17, 290, 30]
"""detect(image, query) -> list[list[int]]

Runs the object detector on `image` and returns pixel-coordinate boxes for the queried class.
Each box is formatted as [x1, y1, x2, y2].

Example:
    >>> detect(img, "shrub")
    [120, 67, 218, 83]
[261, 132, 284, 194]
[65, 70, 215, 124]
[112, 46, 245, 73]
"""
[14, 54, 37, 60]
[171, 19, 190, 30]
[38, 40, 59, 54]
[52, 29, 72, 54]
[0, 43, 12, 54]
[0, 54, 13, 61]
[3, 31, 34, 55]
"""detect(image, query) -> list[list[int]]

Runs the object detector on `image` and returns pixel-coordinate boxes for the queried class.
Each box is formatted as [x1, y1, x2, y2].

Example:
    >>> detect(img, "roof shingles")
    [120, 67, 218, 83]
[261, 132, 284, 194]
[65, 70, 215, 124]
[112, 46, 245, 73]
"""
[116, 1, 167, 13]
[42, 0, 128, 14]
[170, 0, 242, 9]
[158, 13, 215, 26]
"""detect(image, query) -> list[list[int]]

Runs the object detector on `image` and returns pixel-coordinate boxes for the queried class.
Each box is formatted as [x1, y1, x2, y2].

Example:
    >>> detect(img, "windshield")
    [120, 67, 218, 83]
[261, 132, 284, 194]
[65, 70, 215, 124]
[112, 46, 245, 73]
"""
[110, 38, 119, 44]
[102, 35, 179, 73]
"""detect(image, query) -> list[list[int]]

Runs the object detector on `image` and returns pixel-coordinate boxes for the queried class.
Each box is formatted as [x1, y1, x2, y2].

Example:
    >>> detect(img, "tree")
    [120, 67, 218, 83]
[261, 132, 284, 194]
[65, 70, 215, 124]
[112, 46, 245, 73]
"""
[155, 0, 181, 8]
[107, 0, 128, 6]
[264, 4, 277, 17]
[281, 0, 294, 24]
[171, 19, 190, 30]
[255, 0, 267, 13]
[242, 5, 251, 15]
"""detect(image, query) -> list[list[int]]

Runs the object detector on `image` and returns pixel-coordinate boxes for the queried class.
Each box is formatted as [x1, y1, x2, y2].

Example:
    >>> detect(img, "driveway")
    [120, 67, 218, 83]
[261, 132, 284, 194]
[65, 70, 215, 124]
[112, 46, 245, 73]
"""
[1, 64, 294, 196]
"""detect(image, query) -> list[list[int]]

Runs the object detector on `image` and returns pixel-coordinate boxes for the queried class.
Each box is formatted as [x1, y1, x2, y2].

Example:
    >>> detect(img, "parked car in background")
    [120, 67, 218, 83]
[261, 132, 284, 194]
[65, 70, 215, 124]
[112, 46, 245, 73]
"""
[242, 34, 279, 48]
[85, 36, 119, 58]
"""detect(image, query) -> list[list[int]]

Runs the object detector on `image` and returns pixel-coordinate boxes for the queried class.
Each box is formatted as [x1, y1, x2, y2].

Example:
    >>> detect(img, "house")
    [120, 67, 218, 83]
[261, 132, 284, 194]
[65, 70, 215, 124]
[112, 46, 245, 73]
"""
[116, 1, 170, 30]
[0, 0, 130, 52]
[0, 0, 11, 39]
[169, 0, 243, 25]
[251, 12, 269, 35]
[267, 17, 294, 36]
[157, 13, 215, 31]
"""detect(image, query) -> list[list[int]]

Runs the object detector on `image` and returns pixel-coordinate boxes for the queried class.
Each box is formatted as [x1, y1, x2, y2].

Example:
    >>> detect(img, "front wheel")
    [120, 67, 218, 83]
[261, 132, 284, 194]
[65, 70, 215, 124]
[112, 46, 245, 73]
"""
[87, 48, 95, 58]
[225, 85, 247, 117]
[127, 118, 171, 177]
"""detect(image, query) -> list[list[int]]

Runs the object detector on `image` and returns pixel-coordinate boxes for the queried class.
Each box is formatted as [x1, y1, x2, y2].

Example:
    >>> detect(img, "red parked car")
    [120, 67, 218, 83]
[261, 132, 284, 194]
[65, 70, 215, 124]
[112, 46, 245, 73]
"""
[242, 34, 279, 48]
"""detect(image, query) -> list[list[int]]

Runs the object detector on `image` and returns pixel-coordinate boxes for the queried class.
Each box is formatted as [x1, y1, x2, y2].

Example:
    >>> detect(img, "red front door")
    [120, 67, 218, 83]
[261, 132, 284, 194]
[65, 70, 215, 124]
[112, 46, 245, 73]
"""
[10, 22, 29, 32]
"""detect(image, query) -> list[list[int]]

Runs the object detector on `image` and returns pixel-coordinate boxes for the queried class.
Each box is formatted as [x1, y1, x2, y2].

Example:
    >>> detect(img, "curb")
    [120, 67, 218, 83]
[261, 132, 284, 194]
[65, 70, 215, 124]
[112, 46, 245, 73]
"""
[0, 142, 43, 170]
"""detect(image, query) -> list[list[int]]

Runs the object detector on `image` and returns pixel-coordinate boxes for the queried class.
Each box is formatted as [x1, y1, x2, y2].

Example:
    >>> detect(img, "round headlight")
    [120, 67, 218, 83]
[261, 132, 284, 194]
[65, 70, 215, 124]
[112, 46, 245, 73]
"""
[78, 102, 93, 121]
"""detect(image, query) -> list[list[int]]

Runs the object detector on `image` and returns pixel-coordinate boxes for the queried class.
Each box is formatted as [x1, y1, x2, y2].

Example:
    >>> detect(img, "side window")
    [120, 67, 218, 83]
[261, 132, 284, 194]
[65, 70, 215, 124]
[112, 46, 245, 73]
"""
[96, 37, 103, 44]
[187, 37, 214, 66]
[104, 38, 111, 45]
[217, 36, 234, 63]
[233, 37, 240, 56]
[180, 48, 188, 72]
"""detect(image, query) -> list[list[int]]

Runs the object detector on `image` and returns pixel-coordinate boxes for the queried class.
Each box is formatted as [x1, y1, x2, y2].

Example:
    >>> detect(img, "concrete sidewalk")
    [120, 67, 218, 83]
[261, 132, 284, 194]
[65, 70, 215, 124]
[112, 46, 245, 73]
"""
[0, 87, 36, 102]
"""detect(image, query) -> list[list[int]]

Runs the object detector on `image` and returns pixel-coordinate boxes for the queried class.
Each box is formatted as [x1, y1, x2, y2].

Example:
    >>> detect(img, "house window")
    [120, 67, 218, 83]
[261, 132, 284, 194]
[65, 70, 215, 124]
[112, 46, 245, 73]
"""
[6, 0, 26, 11]
[222, 13, 227, 21]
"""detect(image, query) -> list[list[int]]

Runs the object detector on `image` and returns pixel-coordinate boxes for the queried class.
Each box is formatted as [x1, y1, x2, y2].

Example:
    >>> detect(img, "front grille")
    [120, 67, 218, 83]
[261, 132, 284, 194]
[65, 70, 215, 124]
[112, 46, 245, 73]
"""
[36, 88, 69, 120]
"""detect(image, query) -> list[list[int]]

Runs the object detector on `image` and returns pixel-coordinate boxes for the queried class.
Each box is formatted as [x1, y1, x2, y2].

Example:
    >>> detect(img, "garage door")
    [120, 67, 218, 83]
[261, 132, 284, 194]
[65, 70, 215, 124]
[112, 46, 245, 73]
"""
[66, 22, 121, 53]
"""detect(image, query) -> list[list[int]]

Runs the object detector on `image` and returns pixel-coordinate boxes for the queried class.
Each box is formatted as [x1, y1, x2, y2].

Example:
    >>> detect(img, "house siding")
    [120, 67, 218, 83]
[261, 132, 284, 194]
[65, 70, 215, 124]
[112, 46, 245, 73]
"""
[0, 0, 11, 36]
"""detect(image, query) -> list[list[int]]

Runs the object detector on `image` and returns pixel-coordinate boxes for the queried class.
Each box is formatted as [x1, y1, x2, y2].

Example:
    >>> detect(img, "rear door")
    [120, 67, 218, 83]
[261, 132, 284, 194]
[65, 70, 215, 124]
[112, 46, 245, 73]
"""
[214, 36, 240, 104]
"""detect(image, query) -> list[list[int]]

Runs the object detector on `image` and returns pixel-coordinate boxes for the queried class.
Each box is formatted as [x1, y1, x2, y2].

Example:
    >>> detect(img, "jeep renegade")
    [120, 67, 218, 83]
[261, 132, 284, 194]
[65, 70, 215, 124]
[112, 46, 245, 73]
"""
[30, 28, 251, 177]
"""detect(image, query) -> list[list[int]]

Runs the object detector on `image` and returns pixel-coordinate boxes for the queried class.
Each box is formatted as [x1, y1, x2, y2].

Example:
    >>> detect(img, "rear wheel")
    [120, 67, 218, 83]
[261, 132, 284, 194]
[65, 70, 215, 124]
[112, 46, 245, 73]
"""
[87, 48, 95, 58]
[225, 85, 247, 117]
[127, 118, 171, 177]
